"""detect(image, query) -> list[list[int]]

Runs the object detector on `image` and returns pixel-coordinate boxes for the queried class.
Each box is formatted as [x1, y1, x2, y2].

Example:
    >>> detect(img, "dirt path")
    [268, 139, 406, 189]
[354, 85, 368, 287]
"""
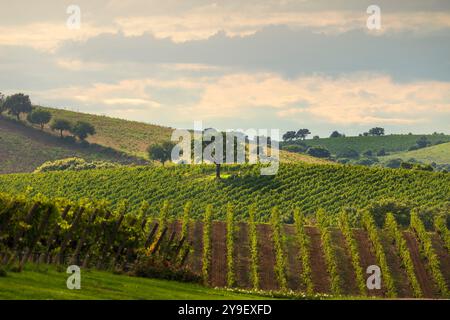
[353, 229, 384, 298]
[210, 221, 227, 287]
[284, 225, 303, 291]
[257, 224, 279, 290]
[186, 221, 203, 275]
[331, 229, 358, 296]
[235, 222, 251, 288]
[380, 234, 413, 298]
[403, 231, 437, 298]
[306, 226, 330, 294]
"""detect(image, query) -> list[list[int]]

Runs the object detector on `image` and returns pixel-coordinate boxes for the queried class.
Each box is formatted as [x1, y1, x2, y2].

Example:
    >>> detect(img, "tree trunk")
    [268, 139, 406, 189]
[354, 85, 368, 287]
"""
[60, 130, 63, 138]
[215, 163, 221, 179]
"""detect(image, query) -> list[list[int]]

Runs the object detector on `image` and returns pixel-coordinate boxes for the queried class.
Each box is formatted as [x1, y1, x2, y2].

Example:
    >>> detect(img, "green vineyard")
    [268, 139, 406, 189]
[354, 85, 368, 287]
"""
[0, 192, 449, 299]
[0, 163, 448, 223]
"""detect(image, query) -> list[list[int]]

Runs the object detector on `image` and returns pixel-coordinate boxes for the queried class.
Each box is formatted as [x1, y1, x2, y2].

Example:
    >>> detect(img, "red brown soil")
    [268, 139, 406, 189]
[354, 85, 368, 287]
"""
[186, 220, 203, 275]
[256, 224, 279, 290]
[283, 225, 303, 291]
[331, 229, 358, 296]
[403, 231, 437, 298]
[379, 234, 413, 298]
[235, 222, 251, 288]
[353, 229, 385, 298]
[210, 221, 227, 287]
[431, 234, 450, 288]
[305, 226, 330, 294]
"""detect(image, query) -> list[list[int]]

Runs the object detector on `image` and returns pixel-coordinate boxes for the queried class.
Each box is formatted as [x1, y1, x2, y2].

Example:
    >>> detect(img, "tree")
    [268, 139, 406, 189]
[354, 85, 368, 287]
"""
[337, 148, 359, 159]
[147, 141, 175, 166]
[70, 121, 96, 140]
[377, 148, 387, 156]
[307, 146, 330, 158]
[416, 136, 430, 149]
[26, 108, 52, 130]
[330, 130, 343, 138]
[50, 118, 72, 138]
[3, 93, 32, 120]
[0, 92, 4, 113]
[296, 129, 311, 140]
[282, 131, 296, 142]
[363, 150, 373, 157]
[368, 127, 385, 136]
[313, 135, 320, 140]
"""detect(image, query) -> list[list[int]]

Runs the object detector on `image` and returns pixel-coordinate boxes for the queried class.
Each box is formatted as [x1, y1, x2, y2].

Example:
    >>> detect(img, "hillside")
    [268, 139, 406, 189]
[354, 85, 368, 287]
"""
[286, 134, 450, 155]
[1, 163, 448, 220]
[0, 116, 147, 174]
[381, 142, 450, 165]
[41, 107, 174, 158]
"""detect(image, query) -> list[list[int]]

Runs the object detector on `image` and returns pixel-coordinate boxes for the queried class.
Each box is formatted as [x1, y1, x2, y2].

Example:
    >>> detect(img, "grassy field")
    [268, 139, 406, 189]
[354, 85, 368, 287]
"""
[381, 142, 450, 165]
[287, 134, 450, 155]
[0, 264, 269, 300]
[42, 107, 174, 158]
[0, 117, 146, 174]
[1, 163, 448, 221]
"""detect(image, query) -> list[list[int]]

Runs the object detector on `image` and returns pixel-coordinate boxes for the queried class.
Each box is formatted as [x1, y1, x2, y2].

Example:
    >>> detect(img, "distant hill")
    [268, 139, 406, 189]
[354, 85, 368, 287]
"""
[0, 116, 147, 174]
[381, 142, 450, 165]
[284, 134, 450, 155]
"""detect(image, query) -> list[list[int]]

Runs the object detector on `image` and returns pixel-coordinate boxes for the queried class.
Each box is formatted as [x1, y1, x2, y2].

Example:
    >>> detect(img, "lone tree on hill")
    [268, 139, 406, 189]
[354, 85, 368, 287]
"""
[330, 130, 344, 138]
[368, 127, 385, 136]
[70, 121, 96, 140]
[296, 129, 311, 140]
[3, 93, 32, 120]
[27, 108, 52, 130]
[147, 141, 175, 166]
[50, 118, 72, 138]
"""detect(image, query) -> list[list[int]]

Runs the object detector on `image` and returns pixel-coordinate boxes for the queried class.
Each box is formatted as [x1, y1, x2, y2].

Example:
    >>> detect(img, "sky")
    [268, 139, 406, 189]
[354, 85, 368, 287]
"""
[0, 0, 449, 137]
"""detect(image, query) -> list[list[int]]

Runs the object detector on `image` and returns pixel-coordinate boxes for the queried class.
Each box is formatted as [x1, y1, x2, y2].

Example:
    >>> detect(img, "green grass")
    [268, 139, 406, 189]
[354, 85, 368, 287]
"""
[42, 107, 174, 158]
[381, 142, 450, 165]
[0, 264, 269, 300]
[288, 134, 450, 155]
[1, 163, 448, 221]
[0, 117, 144, 174]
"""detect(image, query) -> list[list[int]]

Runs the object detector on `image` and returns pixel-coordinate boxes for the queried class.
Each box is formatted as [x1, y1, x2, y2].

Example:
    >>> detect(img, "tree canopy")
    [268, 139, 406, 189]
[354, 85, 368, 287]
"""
[3, 93, 32, 120]
[70, 121, 96, 140]
[27, 109, 52, 130]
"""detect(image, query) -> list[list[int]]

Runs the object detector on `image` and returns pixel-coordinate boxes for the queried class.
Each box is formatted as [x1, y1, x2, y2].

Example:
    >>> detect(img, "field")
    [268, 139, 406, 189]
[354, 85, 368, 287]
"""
[0, 192, 448, 299]
[0, 264, 268, 300]
[41, 107, 174, 158]
[381, 142, 450, 165]
[0, 117, 147, 174]
[288, 134, 450, 155]
[0, 163, 448, 221]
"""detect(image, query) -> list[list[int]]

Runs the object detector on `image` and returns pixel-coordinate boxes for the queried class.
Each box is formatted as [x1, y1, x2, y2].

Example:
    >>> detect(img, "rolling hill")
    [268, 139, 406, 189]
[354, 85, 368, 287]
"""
[381, 142, 450, 165]
[285, 134, 450, 155]
[0, 163, 448, 221]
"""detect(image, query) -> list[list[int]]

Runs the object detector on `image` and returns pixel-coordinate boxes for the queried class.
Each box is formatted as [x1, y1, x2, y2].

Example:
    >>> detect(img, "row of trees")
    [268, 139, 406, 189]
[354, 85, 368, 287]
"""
[0, 93, 96, 141]
[282, 127, 386, 142]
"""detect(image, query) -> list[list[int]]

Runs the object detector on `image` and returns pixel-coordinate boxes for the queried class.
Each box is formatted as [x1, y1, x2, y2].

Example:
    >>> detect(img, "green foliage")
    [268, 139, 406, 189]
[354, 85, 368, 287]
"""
[361, 210, 397, 298]
[366, 199, 412, 228]
[410, 212, 449, 297]
[270, 207, 288, 290]
[384, 213, 422, 298]
[181, 201, 192, 240]
[338, 210, 366, 296]
[1, 163, 449, 223]
[26, 109, 52, 130]
[34, 157, 121, 173]
[434, 214, 450, 254]
[316, 209, 341, 295]
[202, 205, 213, 285]
[307, 146, 330, 158]
[248, 206, 260, 290]
[70, 121, 96, 141]
[226, 203, 236, 287]
[3, 93, 32, 120]
[50, 118, 72, 137]
[293, 209, 314, 295]
[147, 141, 175, 165]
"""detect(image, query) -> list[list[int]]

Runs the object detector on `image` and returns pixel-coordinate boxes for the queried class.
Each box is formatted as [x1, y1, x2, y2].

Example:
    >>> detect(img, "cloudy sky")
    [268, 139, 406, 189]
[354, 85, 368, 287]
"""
[0, 0, 449, 136]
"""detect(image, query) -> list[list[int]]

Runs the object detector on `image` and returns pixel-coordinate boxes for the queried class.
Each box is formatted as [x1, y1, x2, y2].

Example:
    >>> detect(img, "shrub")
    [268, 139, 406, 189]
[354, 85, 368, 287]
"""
[34, 158, 121, 173]
[307, 146, 330, 158]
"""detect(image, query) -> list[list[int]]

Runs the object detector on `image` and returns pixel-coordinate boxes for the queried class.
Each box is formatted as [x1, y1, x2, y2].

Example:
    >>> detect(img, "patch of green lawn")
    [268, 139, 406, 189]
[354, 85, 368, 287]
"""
[0, 265, 270, 300]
